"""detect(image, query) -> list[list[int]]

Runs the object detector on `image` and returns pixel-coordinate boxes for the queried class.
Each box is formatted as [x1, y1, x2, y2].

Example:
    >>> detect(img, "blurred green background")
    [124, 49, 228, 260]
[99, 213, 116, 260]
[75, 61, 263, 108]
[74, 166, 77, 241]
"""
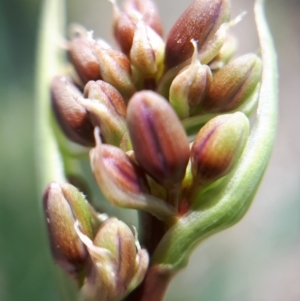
[0, 0, 299, 300]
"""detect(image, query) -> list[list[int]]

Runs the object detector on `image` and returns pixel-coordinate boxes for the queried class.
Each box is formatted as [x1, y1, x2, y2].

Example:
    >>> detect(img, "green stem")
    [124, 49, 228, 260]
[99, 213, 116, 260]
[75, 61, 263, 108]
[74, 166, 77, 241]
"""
[35, 1, 85, 301]
[151, 0, 278, 270]
[35, 0, 66, 195]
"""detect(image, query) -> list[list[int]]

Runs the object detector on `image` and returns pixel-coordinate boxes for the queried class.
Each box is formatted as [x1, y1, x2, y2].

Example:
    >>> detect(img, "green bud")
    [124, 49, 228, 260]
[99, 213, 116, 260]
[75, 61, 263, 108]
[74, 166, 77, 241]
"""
[127, 91, 190, 190]
[129, 19, 165, 79]
[169, 40, 212, 119]
[92, 41, 136, 99]
[90, 128, 176, 220]
[164, 0, 231, 70]
[209, 34, 238, 71]
[66, 174, 93, 207]
[202, 53, 262, 112]
[50, 76, 94, 146]
[197, 21, 229, 66]
[191, 112, 249, 185]
[43, 182, 93, 278]
[75, 217, 149, 301]
[68, 25, 101, 84]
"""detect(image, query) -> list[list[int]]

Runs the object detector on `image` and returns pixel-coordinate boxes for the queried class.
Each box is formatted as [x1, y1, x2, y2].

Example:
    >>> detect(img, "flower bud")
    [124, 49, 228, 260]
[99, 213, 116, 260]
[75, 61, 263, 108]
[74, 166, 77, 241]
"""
[43, 182, 93, 278]
[127, 91, 190, 190]
[112, 0, 163, 57]
[113, 10, 136, 56]
[191, 112, 249, 185]
[90, 128, 176, 220]
[77, 80, 127, 146]
[209, 34, 238, 71]
[169, 40, 212, 119]
[75, 218, 149, 301]
[197, 22, 228, 65]
[92, 41, 136, 99]
[123, 0, 163, 36]
[84, 80, 127, 118]
[129, 19, 165, 79]
[164, 0, 231, 70]
[68, 25, 101, 84]
[92, 219, 144, 293]
[77, 95, 126, 147]
[202, 53, 262, 112]
[50, 76, 94, 146]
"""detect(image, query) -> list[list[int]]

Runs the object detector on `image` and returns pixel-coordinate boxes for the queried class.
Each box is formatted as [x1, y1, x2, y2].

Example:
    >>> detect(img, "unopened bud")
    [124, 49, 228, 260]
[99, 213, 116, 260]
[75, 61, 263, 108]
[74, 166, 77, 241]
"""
[209, 34, 238, 70]
[84, 80, 127, 117]
[123, 0, 163, 36]
[68, 25, 101, 84]
[92, 41, 136, 99]
[92, 219, 144, 293]
[50, 76, 94, 146]
[78, 96, 127, 147]
[129, 19, 165, 79]
[112, 0, 163, 56]
[43, 182, 93, 278]
[77, 80, 127, 146]
[191, 112, 249, 185]
[90, 128, 176, 220]
[127, 91, 190, 190]
[169, 40, 212, 119]
[164, 0, 230, 70]
[113, 11, 136, 56]
[202, 53, 262, 112]
[75, 218, 148, 301]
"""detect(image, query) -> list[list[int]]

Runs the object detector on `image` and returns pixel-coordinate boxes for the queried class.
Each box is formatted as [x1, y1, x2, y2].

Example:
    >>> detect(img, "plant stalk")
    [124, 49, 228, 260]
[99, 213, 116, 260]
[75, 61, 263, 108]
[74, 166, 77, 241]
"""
[125, 265, 174, 301]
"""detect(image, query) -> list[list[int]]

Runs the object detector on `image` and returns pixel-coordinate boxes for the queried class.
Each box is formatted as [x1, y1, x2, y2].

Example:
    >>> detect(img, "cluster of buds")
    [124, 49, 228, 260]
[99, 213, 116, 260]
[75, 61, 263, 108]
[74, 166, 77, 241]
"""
[44, 0, 262, 300]
[44, 182, 149, 301]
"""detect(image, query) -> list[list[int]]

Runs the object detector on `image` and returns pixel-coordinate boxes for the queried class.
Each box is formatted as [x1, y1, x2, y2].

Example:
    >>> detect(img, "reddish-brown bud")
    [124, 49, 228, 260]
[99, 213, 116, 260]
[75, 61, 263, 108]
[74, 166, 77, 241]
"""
[113, 11, 136, 55]
[43, 182, 93, 277]
[75, 217, 149, 301]
[90, 129, 175, 219]
[164, 0, 231, 70]
[68, 26, 101, 84]
[127, 91, 190, 189]
[123, 0, 163, 36]
[92, 42, 136, 99]
[50, 76, 94, 146]
[77, 80, 127, 146]
[202, 53, 262, 112]
[96, 144, 150, 195]
[93, 218, 138, 288]
[112, 0, 163, 57]
[84, 80, 127, 117]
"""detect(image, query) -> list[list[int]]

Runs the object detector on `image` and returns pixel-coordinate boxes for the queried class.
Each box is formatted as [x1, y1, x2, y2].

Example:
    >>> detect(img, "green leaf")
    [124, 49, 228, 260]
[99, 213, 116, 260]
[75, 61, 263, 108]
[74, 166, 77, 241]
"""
[152, 0, 278, 270]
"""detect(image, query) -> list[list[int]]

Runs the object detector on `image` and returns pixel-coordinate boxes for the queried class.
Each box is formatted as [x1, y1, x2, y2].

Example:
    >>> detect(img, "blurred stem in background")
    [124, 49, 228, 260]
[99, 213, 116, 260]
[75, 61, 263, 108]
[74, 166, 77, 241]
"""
[0, 0, 62, 301]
